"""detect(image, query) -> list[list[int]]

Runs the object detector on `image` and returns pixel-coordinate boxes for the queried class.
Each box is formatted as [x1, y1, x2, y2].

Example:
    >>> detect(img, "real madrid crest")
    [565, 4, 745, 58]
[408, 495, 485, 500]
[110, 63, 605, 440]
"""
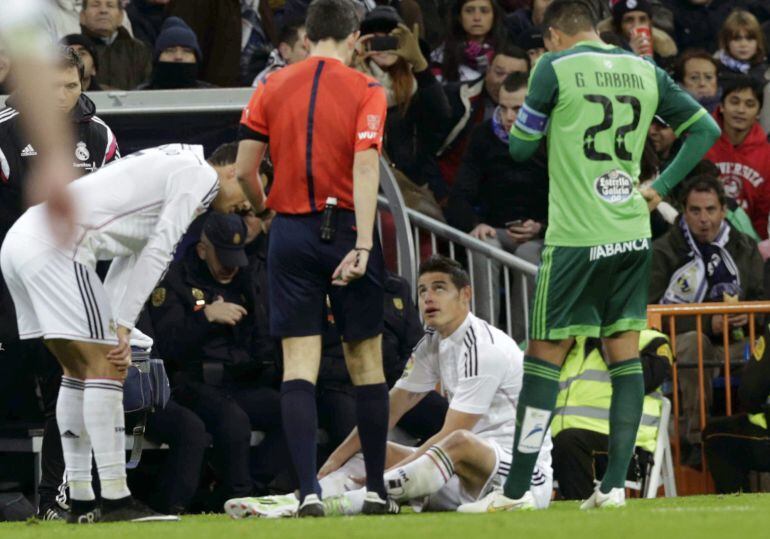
[192, 288, 205, 301]
[151, 287, 166, 307]
[75, 141, 90, 162]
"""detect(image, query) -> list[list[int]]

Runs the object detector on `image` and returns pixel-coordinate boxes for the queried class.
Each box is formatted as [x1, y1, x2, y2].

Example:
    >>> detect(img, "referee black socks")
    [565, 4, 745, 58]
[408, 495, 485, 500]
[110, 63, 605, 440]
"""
[355, 383, 389, 499]
[281, 379, 321, 502]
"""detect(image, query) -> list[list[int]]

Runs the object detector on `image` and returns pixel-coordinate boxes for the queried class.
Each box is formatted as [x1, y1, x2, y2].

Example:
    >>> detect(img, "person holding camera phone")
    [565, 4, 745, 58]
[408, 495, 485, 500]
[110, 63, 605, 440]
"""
[445, 71, 548, 340]
[236, 0, 394, 517]
[355, 6, 451, 190]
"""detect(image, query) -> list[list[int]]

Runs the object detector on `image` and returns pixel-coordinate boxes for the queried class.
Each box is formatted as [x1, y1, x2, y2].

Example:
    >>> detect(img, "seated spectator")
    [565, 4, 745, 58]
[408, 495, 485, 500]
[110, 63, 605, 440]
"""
[167, 0, 277, 87]
[673, 49, 721, 113]
[0, 46, 12, 95]
[60, 34, 103, 91]
[514, 25, 546, 65]
[716, 9, 769, 88]
[705, 76, 770, 239]
[552, 330, 672, 500]
[126, 0, 170, 47]
[252, 20, 308, 86]
[435, 43, 529, 199]
[597, 0, 677, 67]
[649, 175, 764, 456]
[356, 6, 451, 187]
[504, 0, 551, 41]
[149, 211, 286, 510]
[136, 17, 216, 90]
[704, 320, 770, 493]
[45, 0, 135, 39]
[445, 71, 546, 337]
[80, 0, 152, 90]
[430, 0, 508, 82]
[649, 115, 680, 167]
[668, 0, 736, 53]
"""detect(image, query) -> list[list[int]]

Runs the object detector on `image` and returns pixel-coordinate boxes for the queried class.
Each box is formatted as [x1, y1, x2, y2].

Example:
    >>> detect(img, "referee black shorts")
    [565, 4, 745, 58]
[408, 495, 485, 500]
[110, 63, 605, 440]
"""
[267, 211, 384, 342]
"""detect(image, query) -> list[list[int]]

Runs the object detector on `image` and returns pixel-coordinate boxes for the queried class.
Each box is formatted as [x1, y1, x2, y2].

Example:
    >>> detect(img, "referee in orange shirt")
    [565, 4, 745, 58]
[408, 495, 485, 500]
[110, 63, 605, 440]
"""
[235, 0, 392, 517]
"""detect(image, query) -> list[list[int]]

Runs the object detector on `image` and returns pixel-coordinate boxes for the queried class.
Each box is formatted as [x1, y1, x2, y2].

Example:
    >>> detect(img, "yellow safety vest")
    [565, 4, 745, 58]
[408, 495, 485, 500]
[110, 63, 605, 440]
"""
[550, 330, 672, 453]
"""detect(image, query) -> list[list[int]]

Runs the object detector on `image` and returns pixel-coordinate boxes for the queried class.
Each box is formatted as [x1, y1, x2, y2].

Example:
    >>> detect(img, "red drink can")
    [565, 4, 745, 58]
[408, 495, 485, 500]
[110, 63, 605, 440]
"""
[632, 26, 653, 57]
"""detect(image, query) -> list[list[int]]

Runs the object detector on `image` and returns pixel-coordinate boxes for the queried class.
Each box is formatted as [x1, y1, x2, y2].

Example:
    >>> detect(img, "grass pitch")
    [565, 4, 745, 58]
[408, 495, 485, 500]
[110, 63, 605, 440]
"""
[3, 494, 769, 539]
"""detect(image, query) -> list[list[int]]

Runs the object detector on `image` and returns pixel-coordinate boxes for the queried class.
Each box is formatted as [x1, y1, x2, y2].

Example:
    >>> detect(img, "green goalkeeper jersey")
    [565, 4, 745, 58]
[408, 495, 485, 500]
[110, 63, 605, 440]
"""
[512, 41, 706, 247]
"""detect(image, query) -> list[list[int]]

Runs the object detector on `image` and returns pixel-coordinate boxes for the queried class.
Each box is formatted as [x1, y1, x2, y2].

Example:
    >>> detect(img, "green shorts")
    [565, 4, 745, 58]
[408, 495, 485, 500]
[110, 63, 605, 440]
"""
[529, 239, 651, 341]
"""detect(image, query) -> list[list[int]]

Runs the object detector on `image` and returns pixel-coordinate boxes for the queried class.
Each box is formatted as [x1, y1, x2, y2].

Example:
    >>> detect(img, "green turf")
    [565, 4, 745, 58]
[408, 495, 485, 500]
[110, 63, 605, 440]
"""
[3, 495, 770, 539]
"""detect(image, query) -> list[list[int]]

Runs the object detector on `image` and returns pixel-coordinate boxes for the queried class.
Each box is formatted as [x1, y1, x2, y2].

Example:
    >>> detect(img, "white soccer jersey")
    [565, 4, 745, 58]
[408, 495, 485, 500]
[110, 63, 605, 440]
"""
[395, 313, 552, 466]
[10, 144, 219, 330]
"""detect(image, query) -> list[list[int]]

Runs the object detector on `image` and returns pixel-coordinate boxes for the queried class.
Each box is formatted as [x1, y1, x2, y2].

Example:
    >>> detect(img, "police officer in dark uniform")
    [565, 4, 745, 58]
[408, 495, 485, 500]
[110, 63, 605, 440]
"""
[149, 212, 285, 511]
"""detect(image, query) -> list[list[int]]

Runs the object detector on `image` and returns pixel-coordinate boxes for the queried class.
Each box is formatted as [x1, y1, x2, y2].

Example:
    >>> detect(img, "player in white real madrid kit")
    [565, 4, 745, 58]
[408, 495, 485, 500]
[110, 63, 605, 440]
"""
[225, 255, 552, 518]
[0, 144, 222, 523]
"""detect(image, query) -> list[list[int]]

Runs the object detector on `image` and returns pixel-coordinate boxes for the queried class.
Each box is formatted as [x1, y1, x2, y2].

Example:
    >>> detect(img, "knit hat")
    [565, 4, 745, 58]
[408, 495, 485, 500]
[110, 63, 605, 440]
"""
[60, 34, 99, 71]
[611, 0, 652, 26]
[154, 17, 202, 62]
[515, 26, 545, 51]
[360, 5, 403, 35]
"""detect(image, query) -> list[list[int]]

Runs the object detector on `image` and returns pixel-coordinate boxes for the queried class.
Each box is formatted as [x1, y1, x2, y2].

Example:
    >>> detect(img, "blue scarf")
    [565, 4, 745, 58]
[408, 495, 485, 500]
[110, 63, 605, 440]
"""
[719, 50, 751, 74]
[491, 106, 509, 144]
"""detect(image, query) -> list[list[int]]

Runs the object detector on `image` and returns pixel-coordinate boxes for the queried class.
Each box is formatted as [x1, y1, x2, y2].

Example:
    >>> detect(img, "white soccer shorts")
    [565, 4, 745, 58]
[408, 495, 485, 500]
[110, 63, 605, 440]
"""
[1, 231, 117, 344]
[423, 439, 552, 511]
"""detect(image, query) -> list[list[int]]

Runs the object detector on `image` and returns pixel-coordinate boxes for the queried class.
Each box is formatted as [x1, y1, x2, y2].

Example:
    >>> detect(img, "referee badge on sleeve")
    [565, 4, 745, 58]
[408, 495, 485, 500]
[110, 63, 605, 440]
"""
[151, 287, 166, 307]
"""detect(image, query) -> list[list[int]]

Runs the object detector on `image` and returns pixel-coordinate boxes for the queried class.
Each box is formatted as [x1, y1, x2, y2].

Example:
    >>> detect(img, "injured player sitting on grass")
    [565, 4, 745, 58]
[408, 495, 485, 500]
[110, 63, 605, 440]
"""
[225, 255, 553, 517]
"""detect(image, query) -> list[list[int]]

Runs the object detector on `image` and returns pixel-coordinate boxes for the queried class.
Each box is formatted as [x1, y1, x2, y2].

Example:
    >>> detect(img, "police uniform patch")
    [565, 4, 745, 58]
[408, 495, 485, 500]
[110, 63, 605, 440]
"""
[657, 343, 673, 364]
[393, 297, 404, 311]
[754, 336, 766, 361]
[234, 233, 242, 244]
[151, 287, 166, 307]
[192, 288, 204, 300]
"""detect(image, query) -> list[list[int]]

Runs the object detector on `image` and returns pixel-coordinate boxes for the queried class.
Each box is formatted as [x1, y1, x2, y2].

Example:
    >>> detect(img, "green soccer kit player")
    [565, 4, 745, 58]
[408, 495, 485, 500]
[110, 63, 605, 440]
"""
[458, 0, 720, 513]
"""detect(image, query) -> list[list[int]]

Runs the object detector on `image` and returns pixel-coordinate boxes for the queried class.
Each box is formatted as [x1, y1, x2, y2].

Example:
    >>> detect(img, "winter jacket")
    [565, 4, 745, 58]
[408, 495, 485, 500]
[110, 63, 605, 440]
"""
[664, 0, 758, 53]
[445, 119, 548, 231]
[650, 216, 765, 340]
[0, 93, 119, 245]
[81, 25, 152, 90]
[705, 111, 770, 239]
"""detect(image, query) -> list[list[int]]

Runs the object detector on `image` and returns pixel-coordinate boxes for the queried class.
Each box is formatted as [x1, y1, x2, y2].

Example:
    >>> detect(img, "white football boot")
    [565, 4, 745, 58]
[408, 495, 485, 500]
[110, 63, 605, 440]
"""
[457, 489, 536, 513]
[579, 486, 626, 510]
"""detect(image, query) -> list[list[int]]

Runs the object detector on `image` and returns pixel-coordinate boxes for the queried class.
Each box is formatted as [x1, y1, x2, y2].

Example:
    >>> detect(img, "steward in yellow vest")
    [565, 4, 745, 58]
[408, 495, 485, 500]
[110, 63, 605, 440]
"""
[703, 323, 770, 493]
[551, 329, 672, 500]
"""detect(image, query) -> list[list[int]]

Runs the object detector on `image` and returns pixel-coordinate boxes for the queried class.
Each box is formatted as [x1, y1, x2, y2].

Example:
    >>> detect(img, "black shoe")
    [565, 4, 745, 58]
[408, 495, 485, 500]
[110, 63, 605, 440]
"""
[100, 496, 180, 523]
[297, 494, 325, 518]
[66, 500, 99, 524]
[361, 492, 400, 515]
[39, 503, 68, 521]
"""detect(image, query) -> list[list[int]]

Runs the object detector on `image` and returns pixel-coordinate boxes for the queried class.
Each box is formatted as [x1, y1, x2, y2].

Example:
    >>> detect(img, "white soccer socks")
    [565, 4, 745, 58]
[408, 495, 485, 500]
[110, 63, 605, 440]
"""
[83, 379, 130, 500]
[384, 446, 455, 502]
[57, 377, 94, 502]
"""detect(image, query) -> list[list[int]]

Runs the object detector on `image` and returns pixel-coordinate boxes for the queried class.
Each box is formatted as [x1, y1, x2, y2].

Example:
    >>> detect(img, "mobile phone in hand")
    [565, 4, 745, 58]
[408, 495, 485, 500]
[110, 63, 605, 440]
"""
[369, 36, 399, 52]
[505, 220, 524, 228]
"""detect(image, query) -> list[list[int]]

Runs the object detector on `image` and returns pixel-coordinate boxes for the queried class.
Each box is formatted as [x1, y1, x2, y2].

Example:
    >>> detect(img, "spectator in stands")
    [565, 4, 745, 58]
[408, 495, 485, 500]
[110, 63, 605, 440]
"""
[514, 25, 546, 65]
[149, 211, 286, 510]
[136, 17, 216, 90]
[80, 0, 152, 90]
[597, 0, 677, 67]
[316, 273, 424, 450]
[445, 71, 546, 336]
[167, 0, 277, 87]
[551, 330, 672, 500]
[667, 0, 742, 53]
[46, 0, 135, 39]
[716, 9, 769, 88]
[252, 20, 308, 86]
[705, 76, 770, 239]
[649, 175, 764, 458]
[126, 0, 170, 47]
[357, 6, 452, 187]
[504, 0, 551, 40]
[430, 0, 508, 82]
[434, 43, 529, 199]
[704, 321, 770, 493]
[0, 47, 12, 95]
[673, 49, 720, 113]
[61, 34, 103, 91]
[649, 115, 680, 167]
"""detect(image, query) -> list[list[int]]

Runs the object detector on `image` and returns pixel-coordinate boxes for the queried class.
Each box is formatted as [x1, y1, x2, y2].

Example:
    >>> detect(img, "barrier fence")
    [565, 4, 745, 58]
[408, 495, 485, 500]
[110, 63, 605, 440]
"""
[647, 301, 770, 494]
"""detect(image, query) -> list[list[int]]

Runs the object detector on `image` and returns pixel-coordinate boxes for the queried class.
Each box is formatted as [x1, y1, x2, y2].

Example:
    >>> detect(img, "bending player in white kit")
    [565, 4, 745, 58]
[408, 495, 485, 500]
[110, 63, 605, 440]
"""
[226, 255, 552, 517]
[0, 144, 232, 523]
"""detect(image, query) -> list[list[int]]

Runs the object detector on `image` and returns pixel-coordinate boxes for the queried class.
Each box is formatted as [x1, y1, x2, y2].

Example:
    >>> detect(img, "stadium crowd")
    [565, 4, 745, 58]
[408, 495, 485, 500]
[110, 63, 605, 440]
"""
[2, 0, 770, 520]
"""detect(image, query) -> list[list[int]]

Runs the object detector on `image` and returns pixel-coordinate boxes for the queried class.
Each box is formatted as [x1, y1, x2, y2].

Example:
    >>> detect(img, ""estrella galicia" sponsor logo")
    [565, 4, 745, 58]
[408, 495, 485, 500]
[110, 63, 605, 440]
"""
[594, 169, 634, 204]
[589, 238, 650, 261]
